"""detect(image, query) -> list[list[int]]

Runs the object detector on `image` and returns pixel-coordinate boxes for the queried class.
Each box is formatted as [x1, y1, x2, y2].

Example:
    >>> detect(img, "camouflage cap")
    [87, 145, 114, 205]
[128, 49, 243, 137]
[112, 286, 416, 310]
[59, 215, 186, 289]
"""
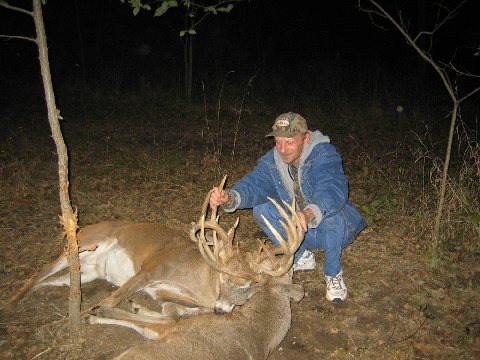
[265, 112, 308, 138]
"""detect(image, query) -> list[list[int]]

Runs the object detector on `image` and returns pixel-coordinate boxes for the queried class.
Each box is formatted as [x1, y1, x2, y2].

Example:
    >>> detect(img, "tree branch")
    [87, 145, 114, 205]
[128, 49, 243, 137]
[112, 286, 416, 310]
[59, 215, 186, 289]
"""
[0, 34, 36, 43]
[413, 0, 466, 44]
[359, 0, 456, 102]
[458, 86, 480, 104]
[0, 0, 33, 16]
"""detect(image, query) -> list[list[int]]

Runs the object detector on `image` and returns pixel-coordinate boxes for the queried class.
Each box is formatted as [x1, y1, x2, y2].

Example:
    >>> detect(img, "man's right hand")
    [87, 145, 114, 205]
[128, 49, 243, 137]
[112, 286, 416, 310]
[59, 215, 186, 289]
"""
[210, 187, 229, 209]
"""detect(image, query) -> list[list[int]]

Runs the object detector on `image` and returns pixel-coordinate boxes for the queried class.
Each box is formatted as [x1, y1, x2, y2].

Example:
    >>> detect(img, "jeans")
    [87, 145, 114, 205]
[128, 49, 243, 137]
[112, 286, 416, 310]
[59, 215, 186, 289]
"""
[253, 201, 353, 277]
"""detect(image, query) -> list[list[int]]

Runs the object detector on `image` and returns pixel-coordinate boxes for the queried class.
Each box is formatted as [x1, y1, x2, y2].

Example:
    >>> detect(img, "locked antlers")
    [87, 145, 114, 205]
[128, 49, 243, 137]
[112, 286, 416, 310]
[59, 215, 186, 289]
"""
[190, 176, 305, 281]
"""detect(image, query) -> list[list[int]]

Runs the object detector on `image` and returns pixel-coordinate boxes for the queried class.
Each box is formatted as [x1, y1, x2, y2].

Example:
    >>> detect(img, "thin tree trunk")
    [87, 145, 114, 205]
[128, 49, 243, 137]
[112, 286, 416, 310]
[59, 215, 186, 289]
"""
[184, 33, 193, 101]
[363, 0, 480, 267]
[183, 35, 188, 99]
[32, 0, 81, 339]
[433, 101, 459, 259]
[187, 34, 193, 100]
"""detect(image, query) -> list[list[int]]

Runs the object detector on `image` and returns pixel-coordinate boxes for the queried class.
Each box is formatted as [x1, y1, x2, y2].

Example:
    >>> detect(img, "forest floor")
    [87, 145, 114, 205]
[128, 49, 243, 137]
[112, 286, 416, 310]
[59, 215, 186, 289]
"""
[0, 100, 479, 359]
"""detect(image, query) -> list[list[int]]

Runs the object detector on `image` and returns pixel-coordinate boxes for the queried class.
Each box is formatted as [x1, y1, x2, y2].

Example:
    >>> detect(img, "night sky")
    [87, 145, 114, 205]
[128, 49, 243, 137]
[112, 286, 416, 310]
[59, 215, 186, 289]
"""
[1, 0, 479, 106]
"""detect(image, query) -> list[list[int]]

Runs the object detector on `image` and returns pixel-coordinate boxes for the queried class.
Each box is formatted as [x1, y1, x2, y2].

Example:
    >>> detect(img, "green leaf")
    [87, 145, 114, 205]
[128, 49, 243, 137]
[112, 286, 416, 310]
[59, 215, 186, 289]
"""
[188, 29, 197, 35]
[154, 2, 169, 16]
[56, 109, 63, 120]
[154, 0, 178, 16]
[217, 4, 234, 13]
[180, 30, 186, 37]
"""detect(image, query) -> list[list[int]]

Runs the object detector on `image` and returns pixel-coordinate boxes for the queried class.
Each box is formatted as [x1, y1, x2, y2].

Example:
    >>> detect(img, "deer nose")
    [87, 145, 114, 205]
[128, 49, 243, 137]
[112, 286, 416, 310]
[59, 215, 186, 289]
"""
[214, 298, 234, 315]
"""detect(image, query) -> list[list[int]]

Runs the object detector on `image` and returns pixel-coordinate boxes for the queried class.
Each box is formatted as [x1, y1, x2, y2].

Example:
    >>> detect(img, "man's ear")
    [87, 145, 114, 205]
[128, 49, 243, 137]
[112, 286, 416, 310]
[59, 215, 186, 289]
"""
[303, 132, 311, 144]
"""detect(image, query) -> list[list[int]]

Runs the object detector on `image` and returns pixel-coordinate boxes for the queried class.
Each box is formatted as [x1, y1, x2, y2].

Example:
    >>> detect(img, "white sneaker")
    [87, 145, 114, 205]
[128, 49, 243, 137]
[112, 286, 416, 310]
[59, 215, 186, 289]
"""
[325, 270, 347, 303]
[293, 250, 316, 271]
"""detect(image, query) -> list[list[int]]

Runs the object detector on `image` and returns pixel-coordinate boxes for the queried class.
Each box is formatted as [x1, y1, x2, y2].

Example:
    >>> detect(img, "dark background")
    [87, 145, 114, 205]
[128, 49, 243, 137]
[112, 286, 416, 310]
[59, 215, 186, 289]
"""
[1, 0, 479, 112]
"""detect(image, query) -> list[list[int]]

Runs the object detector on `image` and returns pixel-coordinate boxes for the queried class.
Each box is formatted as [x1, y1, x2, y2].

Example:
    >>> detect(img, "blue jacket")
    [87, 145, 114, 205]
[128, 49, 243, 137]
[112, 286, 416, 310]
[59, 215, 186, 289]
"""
[225, 131, 367, 242]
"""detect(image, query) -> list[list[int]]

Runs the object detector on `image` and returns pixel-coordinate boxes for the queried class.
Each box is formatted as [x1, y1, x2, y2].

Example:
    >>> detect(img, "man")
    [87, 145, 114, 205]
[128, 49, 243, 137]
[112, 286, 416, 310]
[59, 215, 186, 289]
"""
[210, 112, 367, 303]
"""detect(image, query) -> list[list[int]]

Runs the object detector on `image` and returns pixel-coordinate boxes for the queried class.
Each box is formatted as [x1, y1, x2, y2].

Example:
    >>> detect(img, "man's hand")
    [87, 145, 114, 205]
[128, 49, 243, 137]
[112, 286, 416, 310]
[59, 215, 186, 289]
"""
[210, 187, 229, 209]
[296, 208, 315, 232]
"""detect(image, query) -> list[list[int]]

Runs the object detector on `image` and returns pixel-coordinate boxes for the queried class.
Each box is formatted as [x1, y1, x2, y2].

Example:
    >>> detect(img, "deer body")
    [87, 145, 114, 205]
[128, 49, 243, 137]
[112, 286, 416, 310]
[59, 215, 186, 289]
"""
[4, 221, 228, 315]
[90, 273, 304, 360]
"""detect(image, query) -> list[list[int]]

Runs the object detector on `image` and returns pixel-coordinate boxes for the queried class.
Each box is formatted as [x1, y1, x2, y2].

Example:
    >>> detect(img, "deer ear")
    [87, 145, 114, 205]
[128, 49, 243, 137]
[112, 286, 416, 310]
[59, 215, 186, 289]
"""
[276, 283, 304, 302]
[288, 284, 305, 302]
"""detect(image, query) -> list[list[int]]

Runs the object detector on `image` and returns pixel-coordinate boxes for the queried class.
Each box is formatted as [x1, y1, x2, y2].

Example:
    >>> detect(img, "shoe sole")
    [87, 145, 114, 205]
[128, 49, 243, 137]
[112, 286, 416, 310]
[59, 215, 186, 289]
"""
[326, 293, 347, 303]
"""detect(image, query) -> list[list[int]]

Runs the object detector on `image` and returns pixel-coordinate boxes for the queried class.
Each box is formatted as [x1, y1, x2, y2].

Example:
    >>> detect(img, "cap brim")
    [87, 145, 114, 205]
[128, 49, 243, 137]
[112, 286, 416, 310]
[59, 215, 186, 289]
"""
[265, 131, 299, 138]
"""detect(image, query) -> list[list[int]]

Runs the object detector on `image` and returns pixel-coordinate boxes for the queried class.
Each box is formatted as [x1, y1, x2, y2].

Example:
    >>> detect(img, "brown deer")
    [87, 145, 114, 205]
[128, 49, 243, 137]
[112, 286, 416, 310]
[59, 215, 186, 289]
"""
[2, 177, 304, 325]
[93, 273, 303, 360]
[86, 196, 305, 360]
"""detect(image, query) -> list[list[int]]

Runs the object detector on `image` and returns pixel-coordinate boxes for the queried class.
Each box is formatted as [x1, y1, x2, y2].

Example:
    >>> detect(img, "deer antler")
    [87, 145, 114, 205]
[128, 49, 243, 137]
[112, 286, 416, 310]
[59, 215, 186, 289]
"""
[191, 180, 304, 281]
[190, 176, 261, 281]
[254, 198, 305, 277]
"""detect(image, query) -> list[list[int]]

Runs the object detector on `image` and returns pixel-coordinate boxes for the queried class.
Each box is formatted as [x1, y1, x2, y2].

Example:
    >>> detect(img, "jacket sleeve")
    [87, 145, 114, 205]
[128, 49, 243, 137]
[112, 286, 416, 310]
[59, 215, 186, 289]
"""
[303, 145, 349, 221]
[226, 155, 278, 211]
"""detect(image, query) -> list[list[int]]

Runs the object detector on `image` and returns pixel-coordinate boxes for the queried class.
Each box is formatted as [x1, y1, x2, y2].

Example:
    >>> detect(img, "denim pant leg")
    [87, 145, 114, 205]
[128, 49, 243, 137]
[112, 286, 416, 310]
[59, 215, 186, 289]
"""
[314, 214, 348, 277]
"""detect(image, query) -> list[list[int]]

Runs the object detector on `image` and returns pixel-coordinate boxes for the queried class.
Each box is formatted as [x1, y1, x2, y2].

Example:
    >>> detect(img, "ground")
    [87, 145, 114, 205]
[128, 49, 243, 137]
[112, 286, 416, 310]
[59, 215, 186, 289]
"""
[0, 101, 479, 359]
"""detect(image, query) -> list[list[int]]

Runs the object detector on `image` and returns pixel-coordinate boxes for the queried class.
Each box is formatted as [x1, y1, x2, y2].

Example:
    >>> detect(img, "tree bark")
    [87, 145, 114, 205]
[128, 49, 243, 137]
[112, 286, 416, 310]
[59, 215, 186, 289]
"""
[32, 0, 81, 339]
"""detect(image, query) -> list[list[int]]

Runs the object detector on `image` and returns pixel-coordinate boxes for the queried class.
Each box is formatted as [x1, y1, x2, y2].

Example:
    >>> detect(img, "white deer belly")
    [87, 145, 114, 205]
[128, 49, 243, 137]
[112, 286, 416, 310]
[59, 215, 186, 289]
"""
[104, 246, 136, 286]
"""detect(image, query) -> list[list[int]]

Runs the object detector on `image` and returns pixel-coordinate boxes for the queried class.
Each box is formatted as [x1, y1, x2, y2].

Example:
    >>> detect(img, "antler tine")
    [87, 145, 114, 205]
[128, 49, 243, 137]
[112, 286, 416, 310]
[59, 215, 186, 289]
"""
[191, 175, 228, 244]
[225, 216, 239, 258]
[279, 199, 304, 254]
[199, 215, 218, 263]
[254, 198, 305, 277]
[197, 174, 227, 224]
[260, 215, 290, 254]
[210, 175, 227, 222]
[256, 238, 279, 269]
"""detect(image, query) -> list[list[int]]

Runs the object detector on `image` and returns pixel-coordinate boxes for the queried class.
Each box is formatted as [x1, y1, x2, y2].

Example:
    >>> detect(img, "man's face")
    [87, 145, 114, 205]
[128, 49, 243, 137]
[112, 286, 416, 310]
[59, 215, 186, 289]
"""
[275, 133, 310, 167]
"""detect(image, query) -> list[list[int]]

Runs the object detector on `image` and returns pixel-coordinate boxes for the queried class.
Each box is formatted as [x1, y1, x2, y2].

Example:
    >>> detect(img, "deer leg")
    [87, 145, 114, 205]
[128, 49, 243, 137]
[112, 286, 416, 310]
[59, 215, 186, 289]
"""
[2, 254, 68, 310]
[96, 271, 150, 308]
[86, 306, 175, 340]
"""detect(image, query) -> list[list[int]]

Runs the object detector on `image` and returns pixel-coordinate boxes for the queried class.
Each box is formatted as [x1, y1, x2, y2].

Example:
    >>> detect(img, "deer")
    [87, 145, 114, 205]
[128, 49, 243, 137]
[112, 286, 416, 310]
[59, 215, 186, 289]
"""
[1, 177, 304, 326]
[85, 196, 305, 360]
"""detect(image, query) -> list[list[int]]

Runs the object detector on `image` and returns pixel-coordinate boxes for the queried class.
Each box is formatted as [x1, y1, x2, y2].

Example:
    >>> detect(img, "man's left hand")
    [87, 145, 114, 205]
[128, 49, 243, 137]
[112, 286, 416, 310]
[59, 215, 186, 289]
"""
[296, 208, 314, 232]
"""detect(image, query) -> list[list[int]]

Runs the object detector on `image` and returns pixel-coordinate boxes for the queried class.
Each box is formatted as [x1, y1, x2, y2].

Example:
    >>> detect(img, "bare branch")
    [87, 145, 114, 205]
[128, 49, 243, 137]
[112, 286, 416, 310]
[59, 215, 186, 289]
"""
[357, 1, 389, 30]
[0, 1, 33, 16]
[0, 34, 36, 43]
[458, 86, 480, 105]
[362, 0, 456, 102]
[442, 59, 480, 79]
[413, 0, 467, 44]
